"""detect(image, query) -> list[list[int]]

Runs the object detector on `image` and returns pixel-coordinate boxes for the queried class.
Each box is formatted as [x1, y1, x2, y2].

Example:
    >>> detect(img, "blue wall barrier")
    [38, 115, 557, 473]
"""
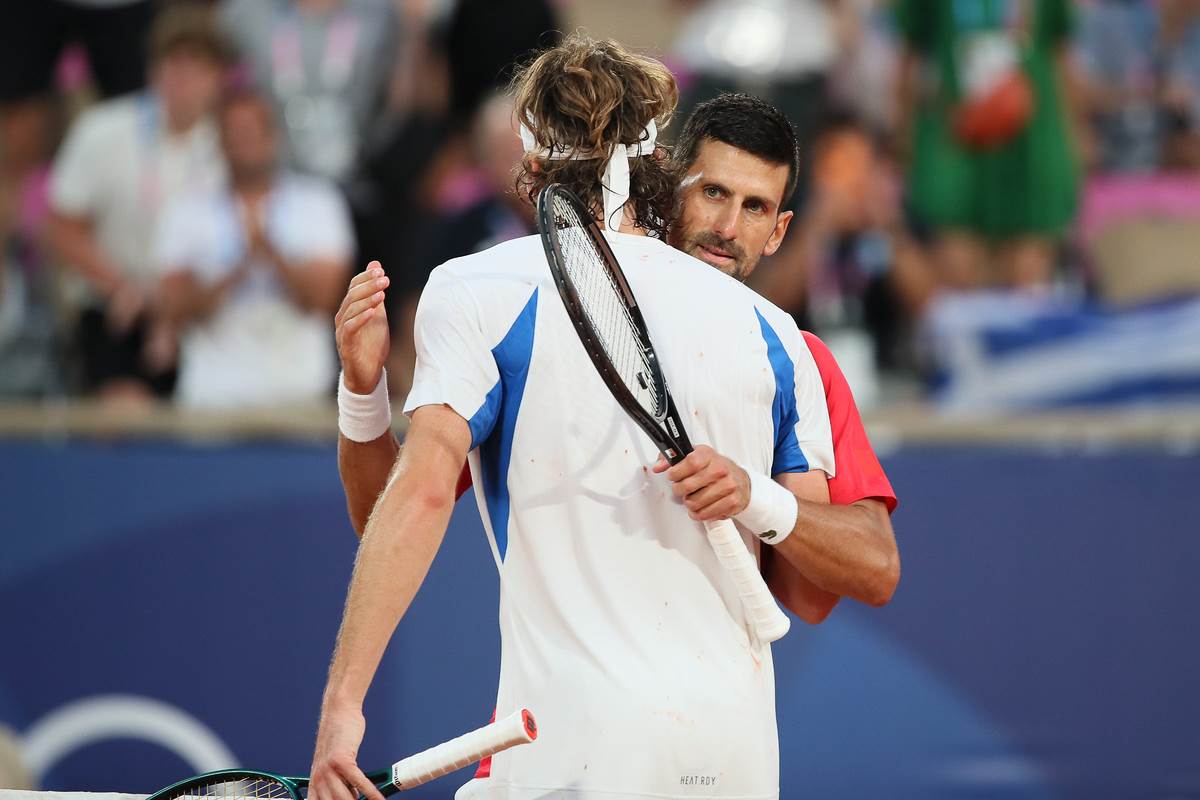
[1, 440, 1197, 798]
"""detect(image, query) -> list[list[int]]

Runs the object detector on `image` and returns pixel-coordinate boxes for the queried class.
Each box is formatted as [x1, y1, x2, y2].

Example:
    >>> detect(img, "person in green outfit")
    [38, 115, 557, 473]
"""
[895, 0, 1081, 291]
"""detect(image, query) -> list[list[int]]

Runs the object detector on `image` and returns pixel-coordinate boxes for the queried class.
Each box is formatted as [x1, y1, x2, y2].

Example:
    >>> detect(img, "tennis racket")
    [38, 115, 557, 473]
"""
[144, 709, 537, 800]
[536, 183, 791, 644]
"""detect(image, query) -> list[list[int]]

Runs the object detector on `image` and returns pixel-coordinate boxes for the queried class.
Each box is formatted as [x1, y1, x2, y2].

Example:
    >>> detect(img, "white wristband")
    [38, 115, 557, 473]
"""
[735, 468, 798, 545]
[337, 369, 392, 442]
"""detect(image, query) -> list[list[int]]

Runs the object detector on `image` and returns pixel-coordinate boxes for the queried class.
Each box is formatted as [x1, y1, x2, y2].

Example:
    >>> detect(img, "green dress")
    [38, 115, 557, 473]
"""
[896, 0, 1078, 239]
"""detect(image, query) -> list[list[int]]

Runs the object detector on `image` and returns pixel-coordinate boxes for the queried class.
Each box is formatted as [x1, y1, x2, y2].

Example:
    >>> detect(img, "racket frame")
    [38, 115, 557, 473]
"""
[537, 185, 693, 465]
[142, 710, 536, 800]
[143, 768, 391, 800]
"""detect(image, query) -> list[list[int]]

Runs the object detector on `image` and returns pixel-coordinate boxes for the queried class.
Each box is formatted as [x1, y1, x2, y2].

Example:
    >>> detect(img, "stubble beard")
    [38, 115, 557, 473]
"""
[681, 230, 752, 282]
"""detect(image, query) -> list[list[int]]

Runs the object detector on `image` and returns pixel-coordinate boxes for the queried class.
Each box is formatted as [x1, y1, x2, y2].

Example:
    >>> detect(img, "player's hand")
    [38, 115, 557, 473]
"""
[335, 261, 391, 394]
[652, 444, 750, 522]
[309, 701, 386, 800]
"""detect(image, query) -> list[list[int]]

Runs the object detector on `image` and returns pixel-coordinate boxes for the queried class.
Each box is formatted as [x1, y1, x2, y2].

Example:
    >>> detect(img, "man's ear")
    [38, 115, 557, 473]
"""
[762, 209, 794, 257]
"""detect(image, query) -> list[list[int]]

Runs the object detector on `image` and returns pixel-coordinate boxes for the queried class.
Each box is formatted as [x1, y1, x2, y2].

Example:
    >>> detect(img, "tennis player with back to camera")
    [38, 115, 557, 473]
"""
[313, 36, 894, 800]
[335, 90, 900, 627]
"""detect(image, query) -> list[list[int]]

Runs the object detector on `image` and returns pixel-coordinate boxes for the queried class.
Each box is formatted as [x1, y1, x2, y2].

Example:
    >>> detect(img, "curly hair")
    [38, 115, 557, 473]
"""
[511, 34, 679, 237]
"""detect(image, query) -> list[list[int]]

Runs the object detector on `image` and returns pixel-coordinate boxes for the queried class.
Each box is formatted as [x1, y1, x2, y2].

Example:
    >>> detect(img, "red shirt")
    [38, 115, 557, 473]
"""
[801, 331, 897, 513]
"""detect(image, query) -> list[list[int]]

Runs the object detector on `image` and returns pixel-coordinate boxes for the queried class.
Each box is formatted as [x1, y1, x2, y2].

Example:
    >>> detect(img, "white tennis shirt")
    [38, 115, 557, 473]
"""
[404, 231, 834, 800]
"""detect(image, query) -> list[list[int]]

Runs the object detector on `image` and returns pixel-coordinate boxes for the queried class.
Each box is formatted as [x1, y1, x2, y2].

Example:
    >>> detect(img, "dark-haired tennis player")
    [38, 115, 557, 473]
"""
[312, 36, 840, 800]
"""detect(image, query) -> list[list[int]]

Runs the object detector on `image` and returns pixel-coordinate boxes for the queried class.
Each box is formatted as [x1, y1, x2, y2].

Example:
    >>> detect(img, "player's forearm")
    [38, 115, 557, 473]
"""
[322, 406, 469, 710]
[772, 499, 899, 607]
[337, 432, 401, 538]
[322, 451, 457, 709]
[762, 548, 840, 624]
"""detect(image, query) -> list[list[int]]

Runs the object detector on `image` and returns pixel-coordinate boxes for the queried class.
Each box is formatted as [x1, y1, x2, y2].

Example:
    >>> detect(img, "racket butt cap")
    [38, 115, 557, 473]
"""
[521, 709, 538, 740]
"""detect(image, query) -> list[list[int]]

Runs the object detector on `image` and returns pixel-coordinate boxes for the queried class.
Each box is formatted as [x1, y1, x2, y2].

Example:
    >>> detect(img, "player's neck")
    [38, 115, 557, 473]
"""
[601, 206, 648, 237]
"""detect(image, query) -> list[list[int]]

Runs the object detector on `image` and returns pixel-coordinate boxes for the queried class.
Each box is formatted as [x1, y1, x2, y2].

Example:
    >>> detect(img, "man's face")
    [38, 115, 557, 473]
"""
[220, 99, 278, 182]
[153, 48, 224, 127]
[670, 139, 793, 281]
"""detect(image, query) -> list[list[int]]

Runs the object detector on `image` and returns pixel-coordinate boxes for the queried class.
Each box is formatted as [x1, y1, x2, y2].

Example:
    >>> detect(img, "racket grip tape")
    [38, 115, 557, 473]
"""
[703, 518, 791, 642]
[389, 709, 537, 791]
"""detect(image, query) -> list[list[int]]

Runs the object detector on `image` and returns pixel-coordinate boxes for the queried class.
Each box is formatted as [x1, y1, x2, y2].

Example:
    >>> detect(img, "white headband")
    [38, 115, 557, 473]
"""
[520, 119, 659, 232]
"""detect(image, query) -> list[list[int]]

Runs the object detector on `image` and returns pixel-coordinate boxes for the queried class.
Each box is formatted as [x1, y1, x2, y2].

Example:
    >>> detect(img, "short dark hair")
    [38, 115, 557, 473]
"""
[673, 93, 801, 206]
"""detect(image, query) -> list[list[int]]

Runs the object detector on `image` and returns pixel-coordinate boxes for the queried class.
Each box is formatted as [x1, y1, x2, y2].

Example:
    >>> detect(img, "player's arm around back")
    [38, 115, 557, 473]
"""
[311, 404, 469, 800]
[765, 331, 901, 619]
[338, 430, 400, 538]
[764, 486, 899, 622]
[658, 448, 899, 622]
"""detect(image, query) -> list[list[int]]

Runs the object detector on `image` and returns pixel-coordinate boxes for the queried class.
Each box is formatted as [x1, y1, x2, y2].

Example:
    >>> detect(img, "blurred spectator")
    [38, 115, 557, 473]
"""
[441, 0, 560, 124]
[829, 0, 902, 135]
[415, 93, 531, 275]
[0, 178, 62, 400]
[219, 0, 399, 184]
[47, 2, 231, 403]
[0, 0, 157, 182]
[1074, 0, 1166, 173]
[1162, 0, 1200, 169]
[155, 89, 352, 409]
[895, 0, 1081, 292]
[352, 0, 557, 395]
[672, 0, 852, 211]
[389, 91, 532, 396]
[803, 118, 933, 369]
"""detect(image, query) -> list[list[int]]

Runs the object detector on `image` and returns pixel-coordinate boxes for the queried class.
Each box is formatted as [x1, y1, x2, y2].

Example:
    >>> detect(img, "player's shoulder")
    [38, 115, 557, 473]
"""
[799, 331, 844, 396]
[423, 234, 544, 314]
[435, 233, 544, 279]
[801, 331, 835, 368]
[741, 287, 808, 354]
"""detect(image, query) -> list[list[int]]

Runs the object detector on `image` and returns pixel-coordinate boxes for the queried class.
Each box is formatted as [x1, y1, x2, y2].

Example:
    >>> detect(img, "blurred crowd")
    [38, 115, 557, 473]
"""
[3, 0, 1200, 413]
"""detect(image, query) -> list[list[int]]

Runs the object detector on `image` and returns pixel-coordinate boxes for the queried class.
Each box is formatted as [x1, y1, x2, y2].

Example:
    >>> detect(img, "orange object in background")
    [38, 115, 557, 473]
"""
[953, 70, 1033, 149]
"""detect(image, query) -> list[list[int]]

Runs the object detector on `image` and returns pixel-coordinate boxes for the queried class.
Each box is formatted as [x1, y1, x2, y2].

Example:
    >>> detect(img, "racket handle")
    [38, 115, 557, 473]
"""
[703, 518, 791, 643]
[388, 709, 537, 792]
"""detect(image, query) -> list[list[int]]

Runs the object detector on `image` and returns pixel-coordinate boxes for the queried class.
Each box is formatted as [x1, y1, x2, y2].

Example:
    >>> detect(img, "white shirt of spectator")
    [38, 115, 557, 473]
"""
[153, 172, 353, 409]
[49, 92, 225, 307]
[404, 231, 834, 799]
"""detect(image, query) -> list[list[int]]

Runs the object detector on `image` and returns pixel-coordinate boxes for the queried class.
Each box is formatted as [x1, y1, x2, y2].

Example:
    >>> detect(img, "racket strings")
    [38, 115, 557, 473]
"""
[160, 776, 296, 800]
[552, 195, 664, 418]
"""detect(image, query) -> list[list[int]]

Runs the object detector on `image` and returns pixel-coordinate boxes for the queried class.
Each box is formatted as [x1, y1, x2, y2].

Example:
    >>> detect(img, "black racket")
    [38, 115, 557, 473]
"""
[536, 183, 790, 643]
